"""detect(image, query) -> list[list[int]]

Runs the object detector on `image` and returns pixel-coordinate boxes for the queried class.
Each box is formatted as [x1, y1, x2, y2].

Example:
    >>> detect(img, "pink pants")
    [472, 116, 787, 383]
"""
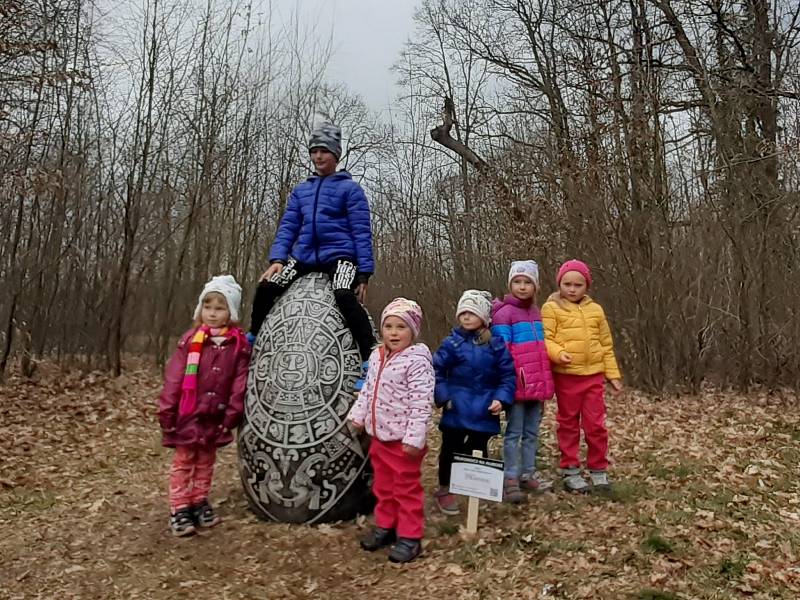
[554, 373, 608, 471]
[369, 439, 426, 539]
[169, 445, 217, 512]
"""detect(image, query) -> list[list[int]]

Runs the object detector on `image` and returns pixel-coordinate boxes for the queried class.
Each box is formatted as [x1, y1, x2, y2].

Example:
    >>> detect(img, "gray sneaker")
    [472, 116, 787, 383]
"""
[590, 470, 612, 492]
[562, 468, 590, 494]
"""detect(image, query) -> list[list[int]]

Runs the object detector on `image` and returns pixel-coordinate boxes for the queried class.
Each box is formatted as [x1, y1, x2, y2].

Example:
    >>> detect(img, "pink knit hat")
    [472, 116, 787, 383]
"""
[557, 259, 592, 288]
[381, 297, 423, 338]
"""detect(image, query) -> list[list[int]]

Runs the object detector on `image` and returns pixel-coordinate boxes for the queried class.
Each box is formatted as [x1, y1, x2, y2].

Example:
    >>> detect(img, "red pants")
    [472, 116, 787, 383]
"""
[554, 373, 608, 470]
[169, 445, 217, 512]
[369, 439, 426, 539]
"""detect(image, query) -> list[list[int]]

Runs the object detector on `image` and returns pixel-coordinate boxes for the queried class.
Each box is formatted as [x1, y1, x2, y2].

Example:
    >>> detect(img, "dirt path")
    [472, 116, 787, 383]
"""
[1, 367, 798, 599]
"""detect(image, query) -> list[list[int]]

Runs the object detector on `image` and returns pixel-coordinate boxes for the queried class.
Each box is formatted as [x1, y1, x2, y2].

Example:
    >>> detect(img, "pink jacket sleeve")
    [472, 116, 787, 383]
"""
[157, 331, 191, 431]
[223, 335, 251, 431]
[402, 357, 435, 449]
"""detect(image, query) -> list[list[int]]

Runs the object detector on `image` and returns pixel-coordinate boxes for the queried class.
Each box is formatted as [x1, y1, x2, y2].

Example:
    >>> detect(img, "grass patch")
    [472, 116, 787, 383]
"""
[642, 532, 674, 555]
[604, 481, 643, 503]
[0, 488, 58, 515]
[698, 489, 734, 512]
[657, 509, 691, 526]
[649, 460, 700, 481]
[718, 554, 749, 580]
[636, 590, 678, 600]
[436, 521, 460, 536]
[494, 530, 538, 550]
[450, 543, 485, 571]
[537, 539, 589, 554]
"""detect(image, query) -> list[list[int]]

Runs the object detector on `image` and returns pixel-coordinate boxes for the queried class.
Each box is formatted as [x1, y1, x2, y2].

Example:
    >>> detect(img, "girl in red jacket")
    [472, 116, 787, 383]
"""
[158, 275, 250, 536]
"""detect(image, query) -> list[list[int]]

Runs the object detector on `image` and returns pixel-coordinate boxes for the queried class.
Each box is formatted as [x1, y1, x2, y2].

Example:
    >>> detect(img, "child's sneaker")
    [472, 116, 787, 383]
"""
[388, 538, 422, 563]
[520, 471, 553, 493]
[562, 468, 590, 494]
[169, 507, 196, 537]
[353, 361, 370, 392]
[433, 487, 460, 515]
[503, 478, 525, 504]
[590, 470, 612, 492]
[191, 500, 221, 528]
[360, 526, 396, 551]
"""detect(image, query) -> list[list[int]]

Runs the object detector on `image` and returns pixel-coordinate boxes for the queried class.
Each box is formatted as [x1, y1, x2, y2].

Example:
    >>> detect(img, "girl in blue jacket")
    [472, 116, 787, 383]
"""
[432, 290, 516, 515]
[248, 121, 376, 366]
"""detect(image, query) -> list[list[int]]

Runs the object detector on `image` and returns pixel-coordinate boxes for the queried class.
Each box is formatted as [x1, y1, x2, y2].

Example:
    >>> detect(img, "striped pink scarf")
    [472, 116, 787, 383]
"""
[178, 325, 233, 417]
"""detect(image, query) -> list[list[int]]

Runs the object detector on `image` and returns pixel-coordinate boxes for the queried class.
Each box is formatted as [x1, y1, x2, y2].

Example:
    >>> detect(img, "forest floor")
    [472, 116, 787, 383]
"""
[1, 363, 799, 600]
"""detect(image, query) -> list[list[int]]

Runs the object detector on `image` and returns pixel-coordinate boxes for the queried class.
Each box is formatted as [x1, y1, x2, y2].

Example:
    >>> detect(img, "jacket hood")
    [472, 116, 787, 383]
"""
[499, 293, 533, 308]
[386, 342, 431, 361]
[405, 342, 432, 361]
[306, 170, 353, 183]
[546, 292, 594, 308]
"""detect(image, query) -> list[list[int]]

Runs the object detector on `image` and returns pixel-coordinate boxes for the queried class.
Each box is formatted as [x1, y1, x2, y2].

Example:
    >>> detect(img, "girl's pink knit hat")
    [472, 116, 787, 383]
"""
[381, 297, 423, 338]
[557, 259, 592, 288]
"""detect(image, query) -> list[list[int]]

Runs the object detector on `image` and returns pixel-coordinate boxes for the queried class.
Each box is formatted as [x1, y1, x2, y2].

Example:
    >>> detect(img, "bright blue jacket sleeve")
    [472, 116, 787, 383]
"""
[269, 189, 302, 263]
[346, 184, 374, 274]
[432, 339, 456, 408]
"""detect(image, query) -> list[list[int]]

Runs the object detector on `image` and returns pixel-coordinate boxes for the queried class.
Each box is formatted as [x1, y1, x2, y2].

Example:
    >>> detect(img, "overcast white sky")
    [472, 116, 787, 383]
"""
[271, 0, 420, 111]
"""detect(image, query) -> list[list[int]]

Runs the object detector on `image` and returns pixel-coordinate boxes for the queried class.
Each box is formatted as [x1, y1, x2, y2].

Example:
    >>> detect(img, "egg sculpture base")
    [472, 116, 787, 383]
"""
[238, 272, 373, 523]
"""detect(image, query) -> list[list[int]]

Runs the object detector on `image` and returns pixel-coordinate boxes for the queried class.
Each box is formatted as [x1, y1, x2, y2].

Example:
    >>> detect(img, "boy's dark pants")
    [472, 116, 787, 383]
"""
[437, 426, 493, 487]
[249, 258, 376, 361]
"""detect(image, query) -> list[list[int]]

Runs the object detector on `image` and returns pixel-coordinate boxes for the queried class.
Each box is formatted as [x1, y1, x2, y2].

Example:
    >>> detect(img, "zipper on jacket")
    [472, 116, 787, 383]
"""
[311, 177, 323, 265]
[370, 348, 389, 435]
[579, 303, 590, 367]
[369, 347, 404, 436]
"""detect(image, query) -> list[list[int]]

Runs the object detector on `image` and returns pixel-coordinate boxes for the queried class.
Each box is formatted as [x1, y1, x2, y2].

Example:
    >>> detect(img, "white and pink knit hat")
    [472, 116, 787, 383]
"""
[381, 297, 423, 338]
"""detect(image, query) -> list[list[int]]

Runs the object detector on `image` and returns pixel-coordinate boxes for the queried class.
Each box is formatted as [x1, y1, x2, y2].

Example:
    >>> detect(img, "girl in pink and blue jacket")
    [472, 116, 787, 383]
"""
[348, 298, 434, 564]
[491, 261, 555, 502]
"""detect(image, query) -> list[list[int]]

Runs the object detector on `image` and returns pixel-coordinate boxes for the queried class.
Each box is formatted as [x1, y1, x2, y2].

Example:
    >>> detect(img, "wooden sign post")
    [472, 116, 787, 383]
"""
[449, 450, 504, 535]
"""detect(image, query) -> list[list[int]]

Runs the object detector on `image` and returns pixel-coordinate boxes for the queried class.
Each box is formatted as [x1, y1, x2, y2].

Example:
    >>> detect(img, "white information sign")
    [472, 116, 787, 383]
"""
[449, 453, 505, 503]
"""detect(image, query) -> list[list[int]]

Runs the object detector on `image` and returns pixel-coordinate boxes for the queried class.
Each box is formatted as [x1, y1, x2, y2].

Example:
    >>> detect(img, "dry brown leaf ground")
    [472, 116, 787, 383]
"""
[1, 363, 798, 600]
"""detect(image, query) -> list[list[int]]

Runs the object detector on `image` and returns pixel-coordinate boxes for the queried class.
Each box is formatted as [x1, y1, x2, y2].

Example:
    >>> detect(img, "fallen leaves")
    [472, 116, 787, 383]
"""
[1, 368, 798, 598]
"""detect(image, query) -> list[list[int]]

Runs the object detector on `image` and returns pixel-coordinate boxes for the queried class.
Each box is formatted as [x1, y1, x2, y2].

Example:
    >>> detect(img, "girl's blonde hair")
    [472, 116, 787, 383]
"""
[193, 291, 235, 327]
[474, 326, 492, 345]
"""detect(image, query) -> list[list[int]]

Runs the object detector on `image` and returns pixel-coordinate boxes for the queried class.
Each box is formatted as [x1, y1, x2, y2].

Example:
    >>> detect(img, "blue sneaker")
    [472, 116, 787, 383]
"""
[353, 361, 369, 392]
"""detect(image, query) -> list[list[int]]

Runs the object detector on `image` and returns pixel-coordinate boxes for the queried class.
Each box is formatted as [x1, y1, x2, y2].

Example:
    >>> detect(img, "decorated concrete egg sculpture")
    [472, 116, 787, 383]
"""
[238, 273, 373, 523]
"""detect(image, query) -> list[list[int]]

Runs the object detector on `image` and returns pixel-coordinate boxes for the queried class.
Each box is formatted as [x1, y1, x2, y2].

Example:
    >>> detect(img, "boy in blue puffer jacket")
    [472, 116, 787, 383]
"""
[432, 290, 517, 515]
[249, 121, 377, 364]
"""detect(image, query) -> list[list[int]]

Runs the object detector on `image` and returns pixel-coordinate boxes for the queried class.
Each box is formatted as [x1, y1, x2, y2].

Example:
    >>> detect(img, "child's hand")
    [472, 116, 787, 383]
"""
[349, 420, 364, 433]
[260, 263, 283, 282]
[355, 282, 368, 304]
[488, 400, 503, 415]
[402, 443, 421, 456]
[608, 379, 623, 396]
[558, 351, 573, 365]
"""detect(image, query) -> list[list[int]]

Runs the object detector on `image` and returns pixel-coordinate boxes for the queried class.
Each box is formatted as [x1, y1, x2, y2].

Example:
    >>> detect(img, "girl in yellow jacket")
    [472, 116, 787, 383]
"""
[541, 259, 622, 493]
